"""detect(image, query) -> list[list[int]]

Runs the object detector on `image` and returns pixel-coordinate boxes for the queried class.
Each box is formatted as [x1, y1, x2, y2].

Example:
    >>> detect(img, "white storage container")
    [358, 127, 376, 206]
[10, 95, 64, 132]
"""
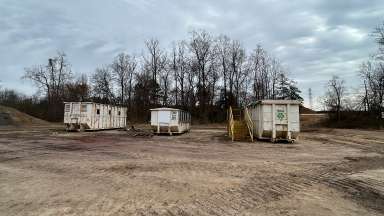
[248, 100, 300, 142]
[150, 108, 191, 134]
[64, 102, 127, 131]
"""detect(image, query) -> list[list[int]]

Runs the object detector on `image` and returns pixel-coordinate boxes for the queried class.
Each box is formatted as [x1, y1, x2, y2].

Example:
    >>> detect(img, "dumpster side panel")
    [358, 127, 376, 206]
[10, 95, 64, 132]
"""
[248, 100, 301, 141]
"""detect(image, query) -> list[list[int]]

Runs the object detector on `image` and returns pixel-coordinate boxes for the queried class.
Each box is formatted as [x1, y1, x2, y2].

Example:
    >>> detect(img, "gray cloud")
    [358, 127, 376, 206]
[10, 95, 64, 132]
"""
[0, 0, 383, 108]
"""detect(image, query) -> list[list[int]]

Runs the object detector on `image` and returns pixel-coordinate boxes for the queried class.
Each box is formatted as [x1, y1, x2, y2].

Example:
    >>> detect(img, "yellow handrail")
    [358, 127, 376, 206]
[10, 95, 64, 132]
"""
[244, 107, 254, 142]
[228, 106, 235, 141]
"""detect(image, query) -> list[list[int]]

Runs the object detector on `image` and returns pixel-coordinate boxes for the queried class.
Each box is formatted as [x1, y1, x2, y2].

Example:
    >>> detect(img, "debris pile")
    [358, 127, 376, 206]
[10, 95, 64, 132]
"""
[125, 126, 153, 137]
[0, 105, 49, 126]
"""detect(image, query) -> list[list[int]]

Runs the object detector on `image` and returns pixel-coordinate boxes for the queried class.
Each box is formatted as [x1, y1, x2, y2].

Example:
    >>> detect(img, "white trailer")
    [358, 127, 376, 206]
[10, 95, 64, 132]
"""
[150, 108, 191, 135]
[64, 102, 127, 131]
[247, 100, 300, 142]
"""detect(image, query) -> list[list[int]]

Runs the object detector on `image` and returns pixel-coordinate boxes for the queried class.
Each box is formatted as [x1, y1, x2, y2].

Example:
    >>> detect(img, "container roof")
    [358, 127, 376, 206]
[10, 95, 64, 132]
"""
[63, 102, 127, 109]
[64, 101, 100, 104]
[150, 107, 182, 111]
[248, 100, 302, 106]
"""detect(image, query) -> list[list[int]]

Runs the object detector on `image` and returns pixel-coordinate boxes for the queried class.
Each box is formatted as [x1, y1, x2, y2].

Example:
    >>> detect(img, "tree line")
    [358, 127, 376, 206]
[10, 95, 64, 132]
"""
[322, 22, 384, 127]
[1, 30, 302, 122]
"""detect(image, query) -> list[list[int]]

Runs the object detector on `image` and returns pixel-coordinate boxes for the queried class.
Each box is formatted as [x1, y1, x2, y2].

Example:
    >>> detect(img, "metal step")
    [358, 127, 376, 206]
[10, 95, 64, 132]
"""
[232, 120, 251, 141]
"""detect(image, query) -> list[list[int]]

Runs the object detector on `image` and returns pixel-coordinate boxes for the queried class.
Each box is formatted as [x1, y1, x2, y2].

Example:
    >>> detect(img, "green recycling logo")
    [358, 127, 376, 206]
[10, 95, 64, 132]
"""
[276, 111, 285, 121]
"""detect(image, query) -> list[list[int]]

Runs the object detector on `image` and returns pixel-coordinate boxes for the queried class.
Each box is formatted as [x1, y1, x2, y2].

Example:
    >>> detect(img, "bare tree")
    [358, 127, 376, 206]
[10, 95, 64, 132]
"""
[238, 63, 253, 106]
[144, 39, 167, 83]
[216, 35, 231, 107]
[360, 60, 384, 116]
[189, 30, 214, 120]
[23, 52, 72, 120]
[111, 53, 137, 107]
[324, 75, 345, 121]
[23, 65, 51, 98]
[19, 29, 305, 123]
[176, 41, 190, 107]
[269, 58, 282, 99]
[160, 66, 171, 106]
[207, 53, 220, 108]
[65, 74, 90, 102]
[24, 52, 72, 102]
[248, 45, 287, 101]
[229, 40, 246, 106]
[143, 39, 167, 105]
[91, 66, 115, 104]
[126, 57, 137, 111]
[249, 45, 267, 100]
[171, 43, 179, 105]
[374, 22, 384, 57]
[185, 61, 197, 109]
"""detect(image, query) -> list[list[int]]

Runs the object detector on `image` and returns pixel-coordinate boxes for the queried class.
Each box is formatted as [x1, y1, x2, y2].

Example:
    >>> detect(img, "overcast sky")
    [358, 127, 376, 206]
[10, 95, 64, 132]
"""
[0, 0, 383, 108]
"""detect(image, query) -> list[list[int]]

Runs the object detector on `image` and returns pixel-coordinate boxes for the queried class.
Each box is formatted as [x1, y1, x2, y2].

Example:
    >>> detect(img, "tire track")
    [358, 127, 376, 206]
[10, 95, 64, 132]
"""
[141, 157, 384, 215]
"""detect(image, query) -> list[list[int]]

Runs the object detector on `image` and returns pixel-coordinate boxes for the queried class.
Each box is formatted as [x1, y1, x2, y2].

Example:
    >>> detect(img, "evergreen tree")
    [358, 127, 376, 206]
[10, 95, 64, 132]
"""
[277, 74, 303, 102]
[276, 74, 290, 99]
[288, 80, 303, 102]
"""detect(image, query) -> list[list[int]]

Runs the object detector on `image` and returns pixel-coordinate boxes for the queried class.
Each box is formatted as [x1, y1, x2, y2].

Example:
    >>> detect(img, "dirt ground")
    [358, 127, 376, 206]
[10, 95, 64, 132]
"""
[0, 125, 383, 216]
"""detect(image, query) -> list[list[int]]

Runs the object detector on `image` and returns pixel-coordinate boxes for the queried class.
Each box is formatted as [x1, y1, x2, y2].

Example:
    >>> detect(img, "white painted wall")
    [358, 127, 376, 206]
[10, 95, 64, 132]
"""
[158, 111, 171, 124]
[64, 102, 127, 130]
[150, 109, 191, 134]
[249, 101, 300, 141]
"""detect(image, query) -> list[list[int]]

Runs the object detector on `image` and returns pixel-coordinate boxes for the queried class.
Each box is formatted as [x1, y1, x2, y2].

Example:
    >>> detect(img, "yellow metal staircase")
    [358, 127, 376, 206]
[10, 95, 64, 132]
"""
[228, 107, 254, 142]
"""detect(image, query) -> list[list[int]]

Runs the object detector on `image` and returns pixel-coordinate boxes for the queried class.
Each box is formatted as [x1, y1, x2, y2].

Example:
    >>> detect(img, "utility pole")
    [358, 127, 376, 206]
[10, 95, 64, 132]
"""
[308, 88, 313, 109]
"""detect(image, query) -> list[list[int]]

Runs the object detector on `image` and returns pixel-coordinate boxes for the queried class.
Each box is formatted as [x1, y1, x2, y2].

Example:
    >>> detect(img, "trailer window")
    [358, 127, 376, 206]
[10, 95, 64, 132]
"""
[64, 104, 70, 113]
[118, 111, 121, 115]
[96, 109, 100, 115]
[80, 104, 87, 112]
[109, 110, 111, 115]
[171, 111, 177, 120]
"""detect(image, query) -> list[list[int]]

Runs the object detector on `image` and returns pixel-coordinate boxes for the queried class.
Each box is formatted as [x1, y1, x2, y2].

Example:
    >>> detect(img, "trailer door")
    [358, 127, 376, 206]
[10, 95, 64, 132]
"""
[158, 111, 170, 125]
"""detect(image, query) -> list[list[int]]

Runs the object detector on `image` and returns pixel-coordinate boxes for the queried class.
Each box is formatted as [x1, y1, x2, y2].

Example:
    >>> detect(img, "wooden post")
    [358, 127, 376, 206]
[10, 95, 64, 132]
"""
[287, 104, 291, 141]
[272, 104, 276, 142]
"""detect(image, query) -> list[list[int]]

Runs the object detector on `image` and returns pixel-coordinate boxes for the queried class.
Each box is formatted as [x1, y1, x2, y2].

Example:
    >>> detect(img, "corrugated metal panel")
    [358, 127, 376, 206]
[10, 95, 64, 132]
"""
[64, 102, 127, 131]
[150, 108, 191, 134]
[249, 100, 300, 142]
